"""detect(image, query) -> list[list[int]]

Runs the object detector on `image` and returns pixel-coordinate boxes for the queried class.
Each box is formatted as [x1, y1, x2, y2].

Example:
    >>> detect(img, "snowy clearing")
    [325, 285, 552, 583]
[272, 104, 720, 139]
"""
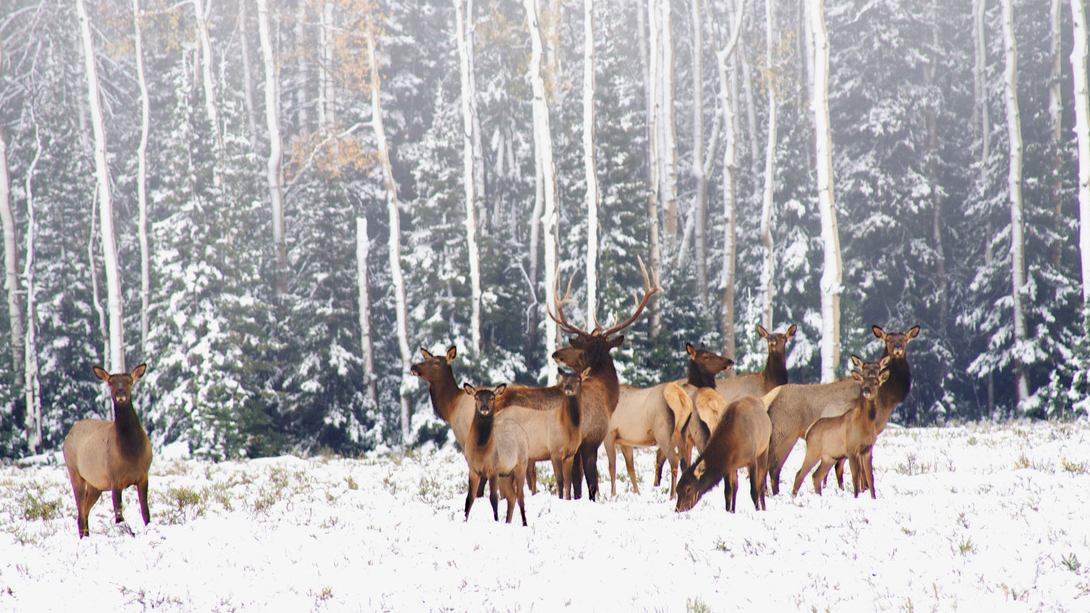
[2, 421, 1089, 613]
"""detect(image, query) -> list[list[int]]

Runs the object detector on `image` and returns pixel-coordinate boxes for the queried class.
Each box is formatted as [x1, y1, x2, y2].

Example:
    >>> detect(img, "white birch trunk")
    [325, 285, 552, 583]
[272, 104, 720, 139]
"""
[759, 0, 778, 330]
[134, 0, 151, 357]
[660, 0, 679, 244]
[21, 126, 42, 450]
[455, 0, 482, 353]
[366, 30, 414, 442]
[645, 0, 663, 337]
[319, 0, 334, 132]
[973, 0, 990, 177]
[714, 0, 746, 360]
[0, 123, 26, 434]
[296, 1, 308, 130]
[192, 0, 223, 171]
[1000, 0, 1030, 405]
[1050, 0, 1064, 265]
[1072, 0, 1090, 306]
[239, 0, 259, 146]
[257, 0, 288, 301]
[808, 0, 841, 382]
[468, 0, 485, 216]
[78, 0, 125, 373]
[583, 0, 600, 326]
[525, 0, 560, 384]
[356, 217, 378, 408]
[686, 0, 706, 295]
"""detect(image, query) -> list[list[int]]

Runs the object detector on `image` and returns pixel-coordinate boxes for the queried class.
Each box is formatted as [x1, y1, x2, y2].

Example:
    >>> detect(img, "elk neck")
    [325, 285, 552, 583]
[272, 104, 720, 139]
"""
[112, 397, 148, 458]
[564, 394, 581, 428]
[471, 410, 495, 450]
[687, 360, 718, 389]
[762, 352, 789, 391]
[427, 366, 463, 422]
[877, 348, 911, 406]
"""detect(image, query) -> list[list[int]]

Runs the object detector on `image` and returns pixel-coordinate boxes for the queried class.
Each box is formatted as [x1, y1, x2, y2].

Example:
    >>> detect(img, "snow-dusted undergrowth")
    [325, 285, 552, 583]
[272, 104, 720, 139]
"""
[2, 421, 1089, 612]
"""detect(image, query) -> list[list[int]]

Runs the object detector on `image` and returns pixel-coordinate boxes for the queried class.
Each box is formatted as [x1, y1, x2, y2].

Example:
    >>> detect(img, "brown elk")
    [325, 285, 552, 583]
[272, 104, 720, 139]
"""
[674, 390, 776, 514]
[791, 356, 890, 498]
[549, 259, 660, 501]
[410, 347, 494, 512]
[606, 382, 679, 498]
[462, 384, 529, 525]
[62, 364, 152, 538]
[764, 325, 919, 495]
[493, 368, 586, 500]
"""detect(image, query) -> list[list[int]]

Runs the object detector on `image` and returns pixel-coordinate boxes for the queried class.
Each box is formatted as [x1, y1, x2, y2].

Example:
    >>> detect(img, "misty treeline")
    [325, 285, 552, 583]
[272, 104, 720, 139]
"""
[1, 0, 1088, 460]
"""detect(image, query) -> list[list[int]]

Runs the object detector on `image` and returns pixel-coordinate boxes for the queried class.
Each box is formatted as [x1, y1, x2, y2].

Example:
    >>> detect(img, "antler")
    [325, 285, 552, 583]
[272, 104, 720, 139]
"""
[547, 271, 585, 336]
[600, 256, 660, 338]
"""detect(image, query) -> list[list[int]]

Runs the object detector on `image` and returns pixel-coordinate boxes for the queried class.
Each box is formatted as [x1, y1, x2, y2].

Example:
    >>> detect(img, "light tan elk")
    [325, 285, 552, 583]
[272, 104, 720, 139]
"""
[463, 384, 529, 525]
[764, 325, 919, 495]
[791, 356, 890, 498]
[494, 368, 586, 499]
[410, 347, 494, 512]
[549, 259, 660, 501]
[674, 390, 776, 514]
[63, 364, 152, 538]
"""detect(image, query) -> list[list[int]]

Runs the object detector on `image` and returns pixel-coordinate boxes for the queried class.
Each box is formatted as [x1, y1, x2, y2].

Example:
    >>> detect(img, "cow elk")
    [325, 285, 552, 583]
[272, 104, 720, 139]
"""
[790, 357, 890, 499]
[548, 258, 660, 501]
[494, 368, 586, 499]
[674, 390, 776, 514]
[764, 325, 918, 495]
[463, 384, 529, 525]
[63, 364, 152, 538]
[606, 381, 679, 498]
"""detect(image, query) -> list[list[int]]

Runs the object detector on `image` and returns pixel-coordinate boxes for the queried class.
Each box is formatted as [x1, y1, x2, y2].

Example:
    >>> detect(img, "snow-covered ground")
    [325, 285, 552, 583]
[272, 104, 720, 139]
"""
[2, 421, 1089, 613]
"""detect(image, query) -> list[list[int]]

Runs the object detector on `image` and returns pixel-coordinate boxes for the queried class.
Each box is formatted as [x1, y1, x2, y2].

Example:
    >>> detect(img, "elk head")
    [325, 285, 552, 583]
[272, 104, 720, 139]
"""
[686, 343, 734, 376]
[464, 383, 506, 417]
[757, 324, 796, 360]
[410, 347, 458, 383]
[850, 355, 892, 400]
[93, 363, 147, 406]
[871, 325, 920, 360]
[558, 367, 591, 397]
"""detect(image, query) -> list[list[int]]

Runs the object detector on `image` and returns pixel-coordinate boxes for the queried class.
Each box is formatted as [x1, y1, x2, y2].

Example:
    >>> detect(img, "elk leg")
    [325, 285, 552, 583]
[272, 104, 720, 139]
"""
[514, 469, 527, 526]
[848, 454, 863, 497]
[560, 455, 575, 500]
[833, 458, 847, 490]
[621, 444, 639, 495]
[79, 483, 103, 538]
[725, 470, 739, 513]
[570, 448, 585, 500]
[525, 463, 538, 495]
[500, 476, 515, 524]
[769, 430, 800, 496]
[580, 442, 600, 501]
[604, 433, 619, 497]
[791, 449, 822, 497]
[653, 448, 665, 487]
[111, 488, 125, 524]
[748, 464, 761, 510]
[489, 478, 500, 522]
[812, 459, 835, 496]
[551, 457, 564, 498]
[137, 476, 151, 526]
[863, 448, 876, 499]
[465, 472, 481, 521]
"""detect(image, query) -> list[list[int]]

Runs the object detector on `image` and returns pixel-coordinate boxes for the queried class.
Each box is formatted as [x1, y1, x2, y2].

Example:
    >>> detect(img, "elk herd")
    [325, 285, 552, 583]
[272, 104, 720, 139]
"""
[59, 260, 920, 535]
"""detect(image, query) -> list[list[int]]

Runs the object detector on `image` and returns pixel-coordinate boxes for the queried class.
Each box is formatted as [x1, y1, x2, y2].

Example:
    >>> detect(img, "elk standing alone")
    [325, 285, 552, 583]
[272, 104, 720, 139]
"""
[63, 364, 152, 538]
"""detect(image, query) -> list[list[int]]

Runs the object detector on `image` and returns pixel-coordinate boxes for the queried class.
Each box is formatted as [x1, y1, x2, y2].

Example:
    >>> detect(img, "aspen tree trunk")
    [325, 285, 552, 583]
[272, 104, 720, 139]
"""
[713, 0, 746, 360]
[468, 0, 485, 218]
[926, 0, 947, 339]
[583, 0, 600, 325]
[0, 123, 25, 434]
[808, 0, 841, 383]
[645, 0, 663, 337]
[1000, 0, 1030, 406]
[974, 0, 995, 416]
[455, 0, 482, 353]
[525, 0, 560, 384]
[21, 126, 42, 450]
[78, 0, 125, 373]
[1070, 0, 1090, 306]
[192, 0, 223, 179]
[257, 0, 288, 301]
[660, 0, 679, 245]
[741, 23, 760, 177]
[239, 0, 259, 146]
[134, 0, 151, 357]
[759, 0, 777, 330]
[1049, 0, 1064, 267]
[366, 29, 413, 443]
[687, 0, 707, 298]
[356, 217, 378, 408]
[296, 1, 308, 130]
[319, 0, 335, 132]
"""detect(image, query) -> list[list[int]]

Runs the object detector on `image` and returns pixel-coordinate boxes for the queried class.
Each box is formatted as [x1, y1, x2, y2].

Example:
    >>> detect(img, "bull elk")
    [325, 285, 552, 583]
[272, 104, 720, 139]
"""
[764, 325, 919, 495]
[674, 390, 776, 514]
[463, 384, 529, 525]
[791, 357, 890, 498]
[62, 364, 152, 538]
[549, 258, 660, 501]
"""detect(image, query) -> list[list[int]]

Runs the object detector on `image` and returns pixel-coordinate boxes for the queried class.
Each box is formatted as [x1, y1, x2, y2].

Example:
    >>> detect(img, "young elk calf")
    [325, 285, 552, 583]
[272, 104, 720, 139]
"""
[62, 364, 152, 538]
[674, 391, 775, 514]
[791, 357, 890, 499]
[463, 384, 530, 525]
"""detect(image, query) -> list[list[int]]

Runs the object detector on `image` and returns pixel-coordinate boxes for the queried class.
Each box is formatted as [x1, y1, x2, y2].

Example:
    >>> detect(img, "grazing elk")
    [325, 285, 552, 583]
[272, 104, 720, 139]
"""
[63, 364, 152, 538]
[674, 390, 776, 514]
[791, 356, 890, 498]
[494, 368, 586, 500]
[410, 347, 494, 512]
[549, 259, 660, 501]
[764, 325, 919, 495]
[463, 384, 529, 525]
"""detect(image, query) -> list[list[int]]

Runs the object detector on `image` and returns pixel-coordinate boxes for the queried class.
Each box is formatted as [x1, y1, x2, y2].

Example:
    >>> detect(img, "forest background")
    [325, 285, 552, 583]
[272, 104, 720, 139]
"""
[1, 0, 1088, 460]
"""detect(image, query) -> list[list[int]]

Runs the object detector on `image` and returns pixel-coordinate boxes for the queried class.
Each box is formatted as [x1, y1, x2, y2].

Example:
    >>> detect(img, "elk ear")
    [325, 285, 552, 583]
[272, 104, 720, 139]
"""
[581, 367, 592, 380]
[445, 346, 458, 362]
[131, 363, 147, 381]
[851, 354, 863, 368]
[609, 335, 625, 348]
[786, 324, 797, 337]
[852, 370, 864, 382]
[463, 383, 475, 396]
[872, 325, 886, 339]
[878, 369, 891, 385]
[419, 348, 434, 359]
[757, 325, 769, 339]
[693, 459, 706, 480]
[686, 343, 698, 359]
[494, 384, 506, 396]
[906, 325, 921, 340]
[93, 366, 110, 382]
[879, 356, 892, 370]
